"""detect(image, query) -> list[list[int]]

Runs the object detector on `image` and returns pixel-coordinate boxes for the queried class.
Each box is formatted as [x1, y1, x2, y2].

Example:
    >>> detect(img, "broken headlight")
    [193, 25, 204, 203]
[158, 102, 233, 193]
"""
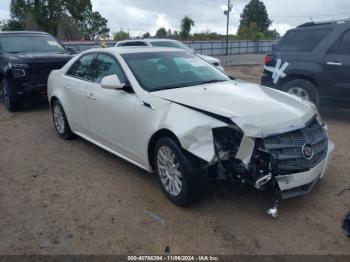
[213, 126, 243, 160]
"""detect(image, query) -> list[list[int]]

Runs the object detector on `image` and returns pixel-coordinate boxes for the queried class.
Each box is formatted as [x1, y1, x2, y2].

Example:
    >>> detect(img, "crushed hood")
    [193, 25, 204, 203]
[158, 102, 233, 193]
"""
[152, 80, 316, 137]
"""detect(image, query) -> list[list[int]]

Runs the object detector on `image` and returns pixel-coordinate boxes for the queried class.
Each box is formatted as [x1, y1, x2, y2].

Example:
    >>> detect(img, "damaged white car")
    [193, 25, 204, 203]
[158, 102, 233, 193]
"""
[48, 47, 334, 216]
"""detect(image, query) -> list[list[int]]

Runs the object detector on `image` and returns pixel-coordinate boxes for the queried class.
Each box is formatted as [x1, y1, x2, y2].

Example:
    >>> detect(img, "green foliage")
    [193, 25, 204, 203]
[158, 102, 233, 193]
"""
[113, 30, 130, 41]
[2, 0, 110, 40]
[0, 19, 22, 31]
[237, 0, 277, 40]
[155, 27, 167, 38]
[143, 32, 151, 38]
[81, 11, 110, 40]
[180, 16, 194, 40]
[238, 0, 271, 33]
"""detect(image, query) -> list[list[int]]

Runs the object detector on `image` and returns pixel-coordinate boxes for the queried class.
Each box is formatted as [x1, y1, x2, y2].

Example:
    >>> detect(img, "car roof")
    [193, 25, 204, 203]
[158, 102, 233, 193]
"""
[0, 31, 50, 35]
[83, 46, 186, 55]
[297, 19, 350, 29]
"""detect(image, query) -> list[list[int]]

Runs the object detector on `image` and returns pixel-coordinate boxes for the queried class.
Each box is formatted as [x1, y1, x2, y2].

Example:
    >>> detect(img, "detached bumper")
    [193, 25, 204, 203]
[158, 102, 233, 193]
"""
[275, 140, 335, 199]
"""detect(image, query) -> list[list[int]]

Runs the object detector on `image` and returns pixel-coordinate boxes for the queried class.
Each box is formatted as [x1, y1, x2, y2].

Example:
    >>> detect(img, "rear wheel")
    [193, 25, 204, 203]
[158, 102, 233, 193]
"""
[1, 79, 22, 112]
[52, 100, 74, 140]
[282, 79, 319, 106]
[153, 137, 204, 206]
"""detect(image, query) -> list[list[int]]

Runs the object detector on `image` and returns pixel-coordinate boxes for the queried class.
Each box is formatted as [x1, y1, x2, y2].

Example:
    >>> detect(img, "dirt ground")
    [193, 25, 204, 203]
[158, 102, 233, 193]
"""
[0, 65, 349, 255]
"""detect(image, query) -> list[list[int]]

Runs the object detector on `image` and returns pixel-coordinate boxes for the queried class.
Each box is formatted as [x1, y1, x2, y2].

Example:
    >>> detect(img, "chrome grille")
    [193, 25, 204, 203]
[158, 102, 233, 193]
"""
[263, 119, 328, 175]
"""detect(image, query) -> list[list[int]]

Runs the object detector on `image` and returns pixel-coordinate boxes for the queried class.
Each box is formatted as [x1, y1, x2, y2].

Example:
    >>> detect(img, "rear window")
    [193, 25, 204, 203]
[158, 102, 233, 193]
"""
[118, 42, 147, 47]
[276, 28, 332, 52]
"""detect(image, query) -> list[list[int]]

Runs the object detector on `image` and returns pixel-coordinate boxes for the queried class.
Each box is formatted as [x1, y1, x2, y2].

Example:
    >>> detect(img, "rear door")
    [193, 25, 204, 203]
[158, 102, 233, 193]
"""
[324, 29, 350, 100]
[63, 53, 96, 134]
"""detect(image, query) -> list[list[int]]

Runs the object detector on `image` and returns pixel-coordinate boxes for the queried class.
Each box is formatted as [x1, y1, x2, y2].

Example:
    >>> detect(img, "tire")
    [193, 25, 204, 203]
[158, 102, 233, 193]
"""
[153, 136, 205, 206]
[282, 79, 319, 106]
[1, 79, 22, 112]
[52, 100, 74, 140]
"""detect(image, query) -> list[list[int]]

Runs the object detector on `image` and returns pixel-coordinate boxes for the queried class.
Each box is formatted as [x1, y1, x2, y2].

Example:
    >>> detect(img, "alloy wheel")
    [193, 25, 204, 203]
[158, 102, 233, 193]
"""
[157, 146, 183, 196]
[53, 104, 65, 134]
[287, 87, 310, 101]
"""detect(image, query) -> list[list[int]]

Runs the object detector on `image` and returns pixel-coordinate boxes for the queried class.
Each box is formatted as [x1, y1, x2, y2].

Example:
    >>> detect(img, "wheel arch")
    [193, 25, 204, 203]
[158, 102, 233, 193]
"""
[279, 74, 319, 89]
[49, 96, 58, 107]
[147, 129, 182, 170]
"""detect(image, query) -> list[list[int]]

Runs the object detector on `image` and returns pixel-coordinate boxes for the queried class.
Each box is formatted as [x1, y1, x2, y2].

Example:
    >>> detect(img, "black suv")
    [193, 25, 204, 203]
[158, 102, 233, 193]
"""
[0, 31, 73, 111]
[261, 20, 350, 106]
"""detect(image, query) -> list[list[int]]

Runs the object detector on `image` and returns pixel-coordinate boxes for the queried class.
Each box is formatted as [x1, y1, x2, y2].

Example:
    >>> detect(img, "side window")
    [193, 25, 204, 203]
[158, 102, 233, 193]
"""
[276, 28, 332, 52]
[67, 54, 95, 80]
[93, 54, 127, 83]
[337, 30, 350, 55]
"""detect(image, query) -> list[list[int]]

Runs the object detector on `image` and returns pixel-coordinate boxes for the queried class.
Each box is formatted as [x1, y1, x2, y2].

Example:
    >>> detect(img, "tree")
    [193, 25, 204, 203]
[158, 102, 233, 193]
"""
[143, 32, 151, 38]
[155, 27, 167, 38]
[180, 16, 194, 40]
[238, 22, 263, 40]
[113, 30, 129, 41]
[4, 0, 110, 40]
[81, 11, 110, 40]
[0, 20, 22, 31]
[238, 0, 271, 34]
[56, 15, 82, 41]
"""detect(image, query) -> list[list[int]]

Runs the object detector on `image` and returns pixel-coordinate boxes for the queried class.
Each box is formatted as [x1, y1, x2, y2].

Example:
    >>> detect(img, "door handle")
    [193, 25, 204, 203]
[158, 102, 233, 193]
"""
[86, 93, 96, 101]
[327, 61, 342, 66]
[64, 84, 71, 90]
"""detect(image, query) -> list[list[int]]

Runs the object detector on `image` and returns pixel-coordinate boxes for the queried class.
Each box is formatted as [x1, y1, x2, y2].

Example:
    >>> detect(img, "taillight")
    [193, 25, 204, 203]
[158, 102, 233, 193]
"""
[264, 55, 274, 66]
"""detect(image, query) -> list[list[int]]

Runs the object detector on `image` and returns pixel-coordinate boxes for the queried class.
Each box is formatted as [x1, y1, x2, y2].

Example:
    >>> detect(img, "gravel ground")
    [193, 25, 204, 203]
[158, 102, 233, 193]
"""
[0, 66, 349, 255]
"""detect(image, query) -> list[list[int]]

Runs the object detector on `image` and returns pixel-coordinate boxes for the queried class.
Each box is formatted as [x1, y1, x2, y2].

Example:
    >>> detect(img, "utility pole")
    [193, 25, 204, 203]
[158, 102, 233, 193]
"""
[224, 0, 233, 56]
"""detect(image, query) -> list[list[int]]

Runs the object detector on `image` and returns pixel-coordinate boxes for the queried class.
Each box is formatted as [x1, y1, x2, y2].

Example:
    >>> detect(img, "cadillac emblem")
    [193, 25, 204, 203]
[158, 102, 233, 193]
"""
[302, 144, 314, 160]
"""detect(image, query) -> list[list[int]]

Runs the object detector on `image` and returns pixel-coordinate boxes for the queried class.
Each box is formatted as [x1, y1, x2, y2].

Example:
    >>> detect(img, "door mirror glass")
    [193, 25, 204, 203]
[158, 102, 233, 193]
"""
[101, 74, 124, 90]
[66, 46, 77, 54]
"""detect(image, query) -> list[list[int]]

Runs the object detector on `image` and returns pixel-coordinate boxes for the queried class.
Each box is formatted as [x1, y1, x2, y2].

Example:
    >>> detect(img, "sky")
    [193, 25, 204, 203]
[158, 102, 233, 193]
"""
[1, 0, 350, 37]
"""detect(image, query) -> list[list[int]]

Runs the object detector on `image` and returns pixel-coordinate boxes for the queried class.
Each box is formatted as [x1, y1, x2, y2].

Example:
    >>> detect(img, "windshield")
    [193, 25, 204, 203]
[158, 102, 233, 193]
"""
[0, 34, 66, 53]
[151, 40, 191, 51]
[122, 51, 229, 92]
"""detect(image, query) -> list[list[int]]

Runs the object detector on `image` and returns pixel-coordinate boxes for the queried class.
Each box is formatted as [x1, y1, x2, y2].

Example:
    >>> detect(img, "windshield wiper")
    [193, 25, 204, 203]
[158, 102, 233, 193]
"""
[198, 79, 228, 85]
[150, 80, 229, 92]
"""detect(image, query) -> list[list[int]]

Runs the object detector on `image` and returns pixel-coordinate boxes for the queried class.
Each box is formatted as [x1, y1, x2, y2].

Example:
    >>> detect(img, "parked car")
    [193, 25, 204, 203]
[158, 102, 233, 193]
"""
[0, 31, 73, 112]
[63, 41, 115, 53]
[48, 47, 334, 213]
[116, 39, 225, 72]
[262, 19, 350, 106]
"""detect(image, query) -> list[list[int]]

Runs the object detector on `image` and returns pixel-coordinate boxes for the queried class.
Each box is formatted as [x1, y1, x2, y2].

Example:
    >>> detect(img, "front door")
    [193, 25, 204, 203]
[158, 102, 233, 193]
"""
[85, 53, 138, 159]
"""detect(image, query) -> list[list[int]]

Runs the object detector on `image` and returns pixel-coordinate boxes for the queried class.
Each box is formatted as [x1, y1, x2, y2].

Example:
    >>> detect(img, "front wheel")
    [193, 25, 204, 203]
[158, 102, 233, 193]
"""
[282, 79, 319, 106]
[153, 137, 204, 206]
[1, 79, 22, 112]
[52, 100, 74, 140]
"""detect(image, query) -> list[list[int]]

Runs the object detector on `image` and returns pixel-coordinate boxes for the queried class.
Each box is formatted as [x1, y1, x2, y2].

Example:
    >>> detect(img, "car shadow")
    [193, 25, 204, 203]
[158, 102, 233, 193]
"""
[21, 97, 50, 112]
[320, 101, 350, 123]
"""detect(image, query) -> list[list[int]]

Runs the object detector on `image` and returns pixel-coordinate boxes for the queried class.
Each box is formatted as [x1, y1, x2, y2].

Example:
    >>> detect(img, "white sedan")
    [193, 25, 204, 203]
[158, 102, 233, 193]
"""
[116, 38, 225, 72]
[48, 47, 334, 210]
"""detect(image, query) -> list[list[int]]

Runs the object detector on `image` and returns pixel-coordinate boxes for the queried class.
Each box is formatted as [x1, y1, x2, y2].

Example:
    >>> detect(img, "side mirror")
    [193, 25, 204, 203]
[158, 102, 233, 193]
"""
[101, 74, 125, 90]
[66, 46, 77, 54]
